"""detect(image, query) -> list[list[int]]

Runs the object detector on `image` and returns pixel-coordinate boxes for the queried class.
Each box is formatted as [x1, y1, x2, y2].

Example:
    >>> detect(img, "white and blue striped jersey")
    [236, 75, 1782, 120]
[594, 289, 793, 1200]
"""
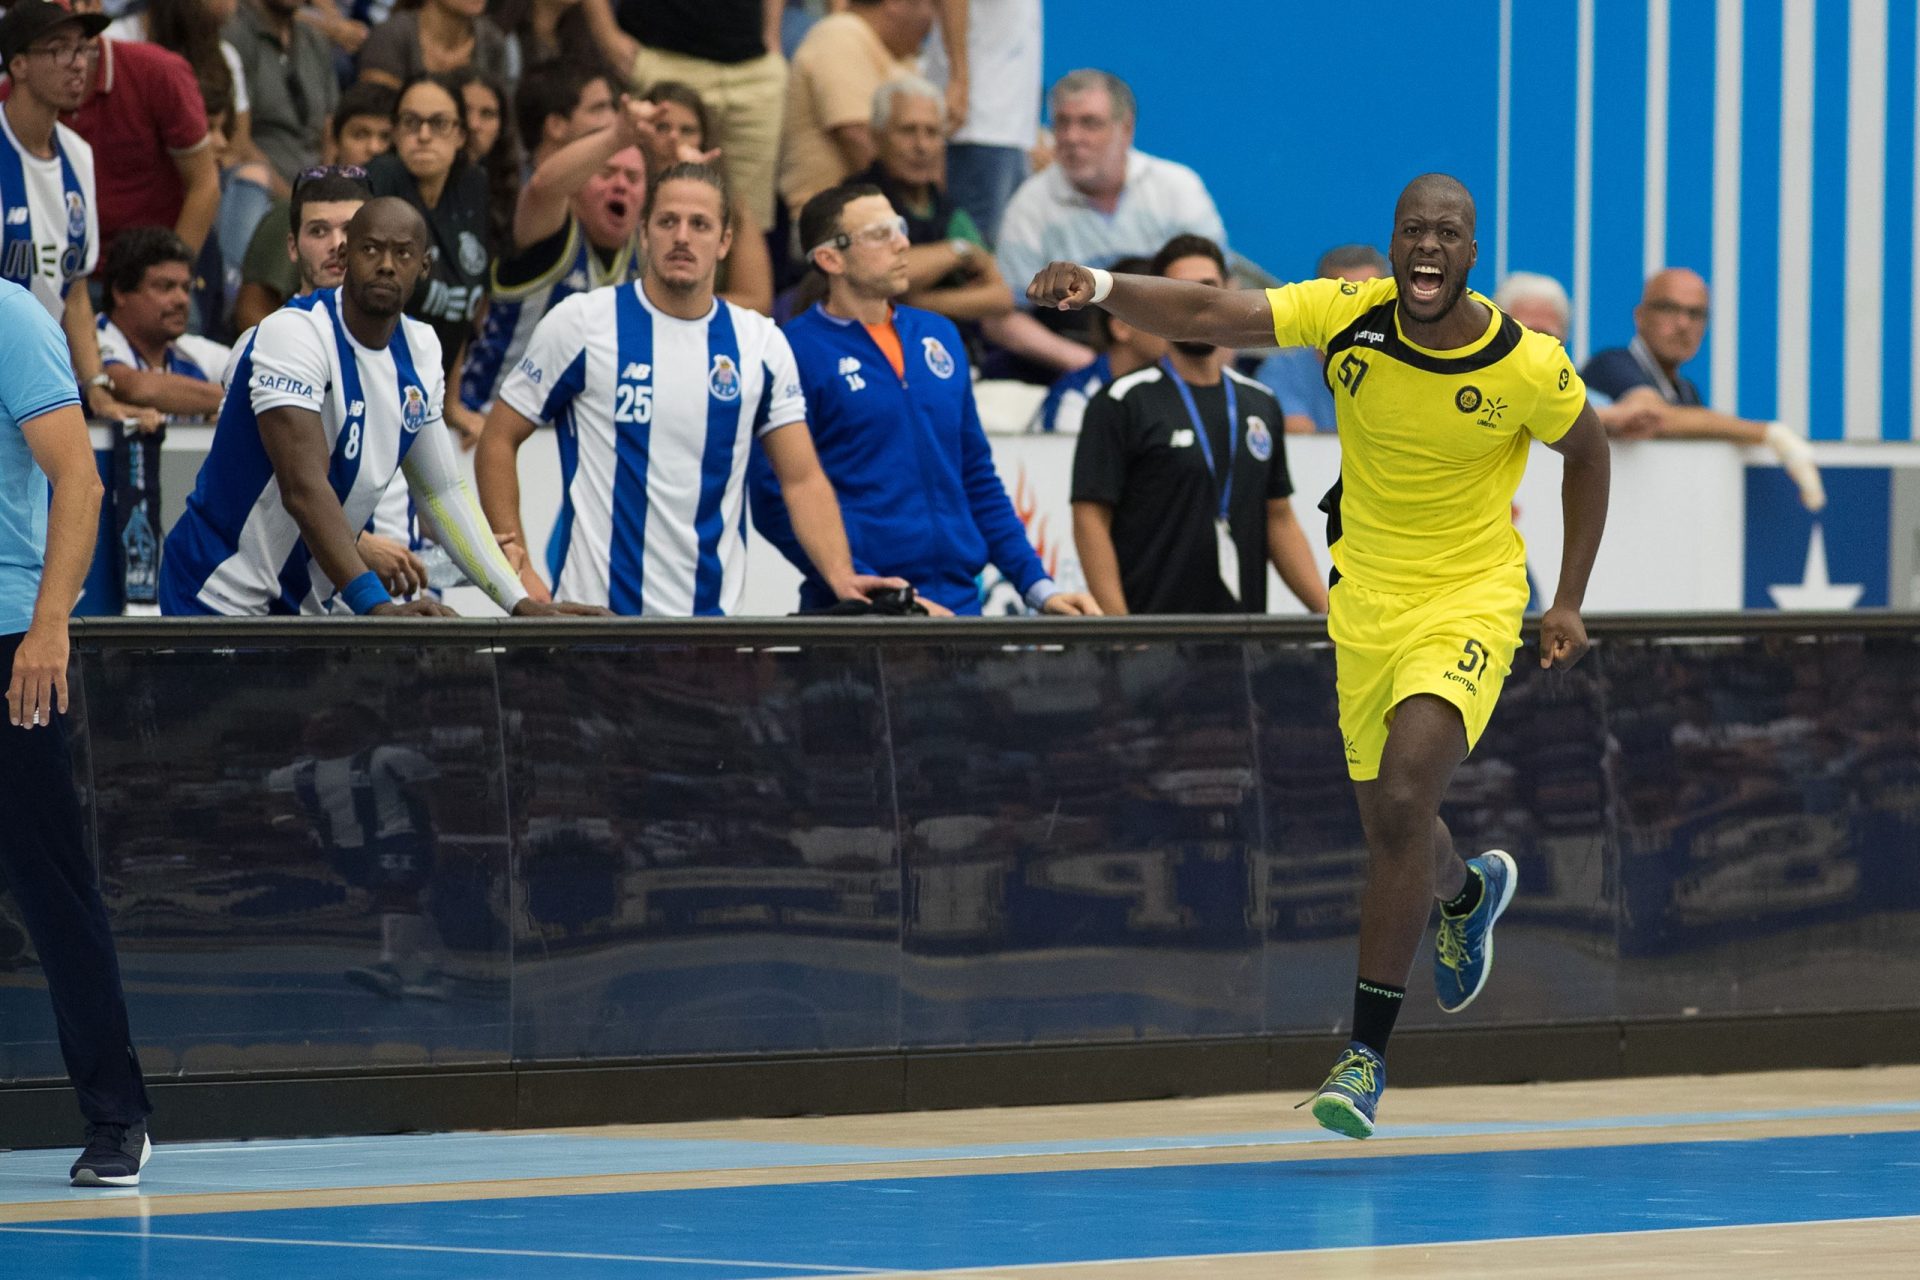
[458, 214, 643, 411]
[496, 280, 807, 616]
[0, 107, 97, 321]
[161, 289, 448, 615]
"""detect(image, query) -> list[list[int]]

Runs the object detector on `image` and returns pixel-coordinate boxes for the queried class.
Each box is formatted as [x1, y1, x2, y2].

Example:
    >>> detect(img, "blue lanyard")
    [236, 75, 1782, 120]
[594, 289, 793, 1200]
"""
[1160, 358, 1237, 521]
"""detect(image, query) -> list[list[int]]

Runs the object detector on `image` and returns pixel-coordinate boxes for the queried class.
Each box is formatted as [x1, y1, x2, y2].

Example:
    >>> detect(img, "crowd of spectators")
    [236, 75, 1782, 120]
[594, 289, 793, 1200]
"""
[0, 0, 1828, 620]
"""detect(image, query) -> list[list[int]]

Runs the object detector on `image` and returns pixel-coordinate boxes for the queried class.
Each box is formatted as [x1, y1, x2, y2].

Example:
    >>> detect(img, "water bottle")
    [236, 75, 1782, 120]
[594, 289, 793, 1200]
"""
[417, 544, 470, 590]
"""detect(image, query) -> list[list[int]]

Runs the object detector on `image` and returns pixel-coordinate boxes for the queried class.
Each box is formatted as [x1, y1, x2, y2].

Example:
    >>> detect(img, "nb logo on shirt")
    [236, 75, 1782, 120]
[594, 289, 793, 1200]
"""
[4, 209, 25, 226]
[622, 362, 652, 382]
[840, 356, 866, 392]
[347, 399, 365, 418]
[1170, 429, 1196, 448]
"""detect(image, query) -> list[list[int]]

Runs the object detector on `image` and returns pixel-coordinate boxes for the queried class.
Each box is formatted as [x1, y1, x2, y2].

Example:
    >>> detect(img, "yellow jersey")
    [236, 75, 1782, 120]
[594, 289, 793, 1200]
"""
[1266, 276, 1586, 594]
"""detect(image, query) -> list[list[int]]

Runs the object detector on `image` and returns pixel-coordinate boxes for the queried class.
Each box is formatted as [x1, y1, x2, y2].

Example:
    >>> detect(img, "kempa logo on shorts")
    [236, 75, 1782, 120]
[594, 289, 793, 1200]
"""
[1443, 669, 1479, 695]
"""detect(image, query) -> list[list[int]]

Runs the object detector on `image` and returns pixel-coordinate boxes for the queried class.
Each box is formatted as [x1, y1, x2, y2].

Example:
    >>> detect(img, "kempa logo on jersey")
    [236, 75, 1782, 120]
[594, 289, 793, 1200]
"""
[709, 354, 742, 401]
[401, 386, 427, 434]
[1352, 330, 1386, 345]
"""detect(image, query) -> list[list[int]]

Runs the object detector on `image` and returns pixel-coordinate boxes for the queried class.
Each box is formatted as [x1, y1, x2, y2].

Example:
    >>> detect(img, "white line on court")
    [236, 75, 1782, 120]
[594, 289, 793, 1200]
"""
[0, 1224, 890, 1273]
[857, 1212, 1920, 1277]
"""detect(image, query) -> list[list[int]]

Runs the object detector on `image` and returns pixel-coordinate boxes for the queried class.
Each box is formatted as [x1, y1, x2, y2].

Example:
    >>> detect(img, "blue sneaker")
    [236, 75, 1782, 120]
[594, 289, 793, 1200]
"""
[1305, 1042, 1385, 1138]
[1434, 849, 1519, 1012]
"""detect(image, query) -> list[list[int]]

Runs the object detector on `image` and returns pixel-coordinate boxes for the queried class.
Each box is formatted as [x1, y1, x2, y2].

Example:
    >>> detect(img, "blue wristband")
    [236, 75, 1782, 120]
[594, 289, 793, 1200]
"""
[340, 571, 393, 615]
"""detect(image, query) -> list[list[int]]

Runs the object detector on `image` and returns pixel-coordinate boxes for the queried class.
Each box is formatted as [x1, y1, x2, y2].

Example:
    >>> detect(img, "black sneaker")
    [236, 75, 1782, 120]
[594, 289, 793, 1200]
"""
[69, 1121, 151, 1187]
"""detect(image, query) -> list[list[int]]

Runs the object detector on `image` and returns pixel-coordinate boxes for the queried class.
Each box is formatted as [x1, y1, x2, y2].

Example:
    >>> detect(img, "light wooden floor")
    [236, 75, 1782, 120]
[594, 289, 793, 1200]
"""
[2, 1066, 1916, 1276]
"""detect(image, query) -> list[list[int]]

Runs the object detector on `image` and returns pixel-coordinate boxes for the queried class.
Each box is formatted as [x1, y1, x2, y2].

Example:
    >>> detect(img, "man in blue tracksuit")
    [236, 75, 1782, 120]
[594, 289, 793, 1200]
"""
[749, 182, 1101, 617]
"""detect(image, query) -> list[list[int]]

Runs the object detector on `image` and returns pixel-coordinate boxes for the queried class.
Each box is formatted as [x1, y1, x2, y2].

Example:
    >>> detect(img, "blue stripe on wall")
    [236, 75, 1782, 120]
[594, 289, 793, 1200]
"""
[1589, 0, 1648, 353]
[1505, 2, 1579, 298]
[1738, 0, 1783, 423]
[1809, 0, 1851, 440]
[1882, 0, 1916, 441]
[1665, 0, 1716, 398]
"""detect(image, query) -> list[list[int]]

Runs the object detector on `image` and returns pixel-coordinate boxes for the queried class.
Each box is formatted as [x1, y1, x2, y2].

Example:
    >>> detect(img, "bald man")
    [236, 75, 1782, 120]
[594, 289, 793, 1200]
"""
[1030, 172, 1612, 1138]
[1584, 268, 1824, 511]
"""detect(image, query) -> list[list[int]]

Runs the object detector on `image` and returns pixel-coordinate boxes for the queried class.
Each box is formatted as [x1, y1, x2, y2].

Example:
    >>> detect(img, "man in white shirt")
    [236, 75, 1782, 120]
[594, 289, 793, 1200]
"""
[921, 0, 1041, 247]
[0, 0, 155, 430]
[477, 162, 903, 616]
[994, 69, 1226, 379]
[160, 197, 608, 619]
[96, 227, 230, 420]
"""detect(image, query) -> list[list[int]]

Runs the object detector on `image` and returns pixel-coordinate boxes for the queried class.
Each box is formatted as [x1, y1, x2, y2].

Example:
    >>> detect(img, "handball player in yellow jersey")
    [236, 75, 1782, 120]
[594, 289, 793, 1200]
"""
[1029, 174, 1610, 1137]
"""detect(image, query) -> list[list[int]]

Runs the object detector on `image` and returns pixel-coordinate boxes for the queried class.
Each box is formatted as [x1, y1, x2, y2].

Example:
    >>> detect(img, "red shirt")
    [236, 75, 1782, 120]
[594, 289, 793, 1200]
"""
[65, 40, 207, 245]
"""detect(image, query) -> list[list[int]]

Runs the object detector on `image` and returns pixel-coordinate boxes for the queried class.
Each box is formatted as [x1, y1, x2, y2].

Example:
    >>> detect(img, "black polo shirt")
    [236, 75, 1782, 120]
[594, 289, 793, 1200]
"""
[1072, 363, 1293, 613]
[616, 0, 767, 63]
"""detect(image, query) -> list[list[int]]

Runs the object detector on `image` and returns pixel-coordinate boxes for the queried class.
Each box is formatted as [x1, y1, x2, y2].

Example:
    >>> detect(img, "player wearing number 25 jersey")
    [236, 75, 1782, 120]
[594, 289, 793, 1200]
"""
[1267, 272, 1586, 780]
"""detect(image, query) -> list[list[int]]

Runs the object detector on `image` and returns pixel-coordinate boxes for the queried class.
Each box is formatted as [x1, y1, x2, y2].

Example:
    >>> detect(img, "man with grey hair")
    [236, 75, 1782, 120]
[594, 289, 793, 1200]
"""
[1256, 243, 1389, 433]
[992, 68, 1226, 379]
[852, 75, 1014, 327]
[1492, 270, 1570, 338]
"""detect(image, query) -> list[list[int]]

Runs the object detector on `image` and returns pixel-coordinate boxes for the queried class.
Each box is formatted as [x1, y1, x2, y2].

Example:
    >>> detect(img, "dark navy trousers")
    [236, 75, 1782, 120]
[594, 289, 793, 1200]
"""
[0, 631, 150, 1128]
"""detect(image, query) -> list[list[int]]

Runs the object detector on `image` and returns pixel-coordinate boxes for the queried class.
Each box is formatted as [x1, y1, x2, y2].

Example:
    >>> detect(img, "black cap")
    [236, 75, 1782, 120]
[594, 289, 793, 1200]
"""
[0, 2, 111, 66]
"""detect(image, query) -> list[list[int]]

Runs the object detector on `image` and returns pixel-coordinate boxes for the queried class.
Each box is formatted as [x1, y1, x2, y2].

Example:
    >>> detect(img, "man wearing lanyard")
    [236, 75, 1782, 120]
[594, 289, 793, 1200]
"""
[1071, 234, 1326, 615]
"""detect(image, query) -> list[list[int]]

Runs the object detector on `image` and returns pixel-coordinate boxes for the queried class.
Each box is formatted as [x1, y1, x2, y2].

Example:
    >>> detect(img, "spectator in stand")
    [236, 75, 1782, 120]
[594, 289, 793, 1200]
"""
[369, 73, 491, 445]
[1583, 267, 1825, 511]
[1070, 234, 1325, 617]
[234, 82, 394, 333]
[36, 4, 221, 259]
[96, 228, 230, 421]
[1256, 244, 1386, 434]
[1031, 254, 1161, 435]
[459, 69, 648, 411]
[852, 75, 1012, 331]
[114, 0, 277, 332]
[778, 0, 932, 217]
[922, 0, 1041, 247]
[751, 181, 1100, 617]
[449, 68, 519, 257]
[496, 0, 605, 80]
[580, 0, 788, 230]
[639, 80, 774, 314]
[0, 1, 156, 431]
[995, 70, 1226, 382]
[225, 0, 337, 197]
[358, 0, 509, 89]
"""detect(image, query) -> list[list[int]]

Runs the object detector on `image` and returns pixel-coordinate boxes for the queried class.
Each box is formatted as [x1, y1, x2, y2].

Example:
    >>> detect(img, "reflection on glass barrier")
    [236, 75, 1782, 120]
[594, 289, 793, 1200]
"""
[2, 627, 1918, 1086]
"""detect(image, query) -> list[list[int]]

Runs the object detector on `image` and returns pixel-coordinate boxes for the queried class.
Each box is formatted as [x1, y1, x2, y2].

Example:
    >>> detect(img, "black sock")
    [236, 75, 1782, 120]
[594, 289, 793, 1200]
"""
[1351, 979, 1404, 1057]
[1441, 866, 1484, 917]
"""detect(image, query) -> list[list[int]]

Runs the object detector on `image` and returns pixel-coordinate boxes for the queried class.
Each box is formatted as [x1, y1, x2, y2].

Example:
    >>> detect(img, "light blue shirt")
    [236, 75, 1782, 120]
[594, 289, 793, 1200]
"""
[0, 279, 82, 634]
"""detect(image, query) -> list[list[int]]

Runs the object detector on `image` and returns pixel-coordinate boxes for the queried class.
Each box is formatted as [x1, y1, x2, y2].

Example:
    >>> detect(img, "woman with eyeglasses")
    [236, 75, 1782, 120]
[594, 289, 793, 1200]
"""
[368, 73, 491, 447]
[357, 0, 509, 90]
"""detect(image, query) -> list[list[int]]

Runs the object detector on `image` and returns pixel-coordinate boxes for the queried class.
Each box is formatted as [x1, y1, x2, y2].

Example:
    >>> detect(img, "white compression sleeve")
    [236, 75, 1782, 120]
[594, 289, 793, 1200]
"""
[401, 425, 529, 614]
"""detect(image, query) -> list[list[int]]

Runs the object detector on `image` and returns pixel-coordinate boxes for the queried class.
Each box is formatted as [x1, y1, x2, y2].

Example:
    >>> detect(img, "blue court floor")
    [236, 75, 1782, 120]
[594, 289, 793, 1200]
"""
[3, 1072, 1919, 1278]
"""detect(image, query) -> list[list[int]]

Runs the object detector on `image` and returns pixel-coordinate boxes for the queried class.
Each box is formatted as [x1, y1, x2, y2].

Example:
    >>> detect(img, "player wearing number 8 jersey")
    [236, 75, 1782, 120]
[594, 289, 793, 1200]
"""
[1026, 173, 1611, 1140]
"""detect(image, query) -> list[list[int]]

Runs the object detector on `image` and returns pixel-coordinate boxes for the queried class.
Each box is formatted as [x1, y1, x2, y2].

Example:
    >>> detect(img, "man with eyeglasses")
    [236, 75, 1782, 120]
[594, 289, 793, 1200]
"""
[160, 197, 608, 620]
[0, 1, 156, 430]
[478, 162, 904, 615]
[1583, 267, 1825, 511]
[748, 182, 1099, 617]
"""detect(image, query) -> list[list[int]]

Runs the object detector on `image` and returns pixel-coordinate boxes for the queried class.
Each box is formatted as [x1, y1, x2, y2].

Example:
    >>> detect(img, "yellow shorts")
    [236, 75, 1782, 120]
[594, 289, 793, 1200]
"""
[1327, 564, 1530, 781]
